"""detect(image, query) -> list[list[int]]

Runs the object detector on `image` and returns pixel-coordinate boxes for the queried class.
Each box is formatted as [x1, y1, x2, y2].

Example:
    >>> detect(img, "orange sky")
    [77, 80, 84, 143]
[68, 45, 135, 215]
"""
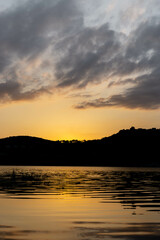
[1, 93, 160, 140]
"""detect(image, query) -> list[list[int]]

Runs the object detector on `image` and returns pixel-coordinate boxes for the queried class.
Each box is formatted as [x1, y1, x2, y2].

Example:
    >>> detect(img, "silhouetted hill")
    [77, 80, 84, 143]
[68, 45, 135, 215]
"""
[0, 127, 160, 166]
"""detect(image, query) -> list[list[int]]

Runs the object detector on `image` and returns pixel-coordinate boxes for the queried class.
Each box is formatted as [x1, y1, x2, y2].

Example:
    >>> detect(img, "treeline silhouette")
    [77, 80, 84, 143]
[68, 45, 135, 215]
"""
[0, 127, 160, 166]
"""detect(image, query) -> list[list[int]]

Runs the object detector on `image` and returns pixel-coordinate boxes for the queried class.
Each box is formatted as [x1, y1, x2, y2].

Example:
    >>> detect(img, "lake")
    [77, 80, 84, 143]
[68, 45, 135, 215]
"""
[0, 166, 160, 240]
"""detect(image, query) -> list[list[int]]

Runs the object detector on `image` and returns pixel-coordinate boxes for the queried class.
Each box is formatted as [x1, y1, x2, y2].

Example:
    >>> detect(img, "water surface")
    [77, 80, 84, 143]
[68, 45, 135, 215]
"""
[0, 166, 160, 240]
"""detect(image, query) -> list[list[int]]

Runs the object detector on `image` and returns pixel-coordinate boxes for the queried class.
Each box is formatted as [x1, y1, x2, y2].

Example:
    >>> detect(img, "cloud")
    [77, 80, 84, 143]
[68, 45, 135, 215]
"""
[0, 0, 83, 102]
[55, 23, 122, 88]
[0, 0, 159, 111]
[0, 80, 50, 102]
[75, 70, 160, 110]
[108, 78, 137, 88]
[74, 18, 160, 110]
[0, 0, 82, 59]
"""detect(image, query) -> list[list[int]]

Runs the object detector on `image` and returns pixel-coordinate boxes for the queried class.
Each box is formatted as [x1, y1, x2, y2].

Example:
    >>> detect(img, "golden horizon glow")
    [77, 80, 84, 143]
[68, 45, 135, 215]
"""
[1, 93, 160, 141]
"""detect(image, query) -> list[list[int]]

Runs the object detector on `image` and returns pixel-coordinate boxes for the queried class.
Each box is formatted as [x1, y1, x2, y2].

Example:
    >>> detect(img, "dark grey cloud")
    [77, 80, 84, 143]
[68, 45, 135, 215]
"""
[0, 80, 50, 102]
[108, 69, 160, 110]
[0, 0, 82, 60]
[126, 19, 160, 59]
[75, 69, 160, 110]
[74, 19, 160, 110]
[55, 23, 121, 88]
[0, 0, 83, 102]
[108, 78, 137, 88]
[0, 0, 159, 110]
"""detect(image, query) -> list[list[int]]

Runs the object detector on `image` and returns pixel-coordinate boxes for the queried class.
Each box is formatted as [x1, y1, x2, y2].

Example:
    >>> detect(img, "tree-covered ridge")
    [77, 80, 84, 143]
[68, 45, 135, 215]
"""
[0, 127, 160, 166]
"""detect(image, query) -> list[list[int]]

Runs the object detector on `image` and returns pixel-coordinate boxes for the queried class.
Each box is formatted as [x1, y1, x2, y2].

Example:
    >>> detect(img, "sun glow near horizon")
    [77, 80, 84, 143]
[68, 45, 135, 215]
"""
[1, 93, 160, 141]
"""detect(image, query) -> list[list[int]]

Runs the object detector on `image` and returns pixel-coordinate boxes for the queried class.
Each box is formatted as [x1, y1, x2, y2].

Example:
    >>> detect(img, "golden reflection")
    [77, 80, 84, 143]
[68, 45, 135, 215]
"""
[0, 167, 160, 240]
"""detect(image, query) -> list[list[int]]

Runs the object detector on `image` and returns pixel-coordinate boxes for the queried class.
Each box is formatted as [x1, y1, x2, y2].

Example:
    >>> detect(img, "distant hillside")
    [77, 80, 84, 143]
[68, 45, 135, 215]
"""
[0, 127, 160, 166]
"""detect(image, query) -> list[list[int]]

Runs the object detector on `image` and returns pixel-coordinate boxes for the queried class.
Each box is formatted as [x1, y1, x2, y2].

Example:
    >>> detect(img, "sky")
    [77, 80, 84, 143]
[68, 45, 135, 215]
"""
[0, 0, 160, 140]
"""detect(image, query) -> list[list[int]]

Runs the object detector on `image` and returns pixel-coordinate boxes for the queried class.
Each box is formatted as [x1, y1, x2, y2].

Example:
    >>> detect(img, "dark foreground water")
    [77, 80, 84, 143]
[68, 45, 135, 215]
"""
[0, 166, 160, 240]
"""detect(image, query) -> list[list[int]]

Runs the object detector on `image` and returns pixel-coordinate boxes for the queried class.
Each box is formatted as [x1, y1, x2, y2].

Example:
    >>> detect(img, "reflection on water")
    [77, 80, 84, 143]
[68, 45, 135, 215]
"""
[0, 222, 160, 240]
[73, 222, 160, 240]
[0, 166, 160, 240]
[0, 167, 160, 212]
